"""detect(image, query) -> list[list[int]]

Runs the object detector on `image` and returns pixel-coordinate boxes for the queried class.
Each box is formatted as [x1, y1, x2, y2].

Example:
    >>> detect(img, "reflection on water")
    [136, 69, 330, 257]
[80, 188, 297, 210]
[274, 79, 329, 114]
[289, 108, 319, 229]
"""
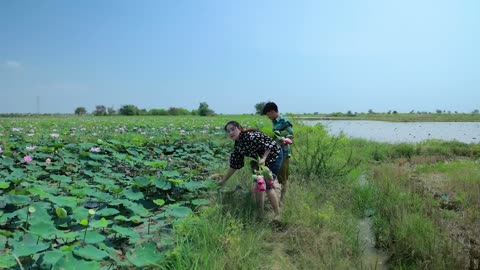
[303, 120, 480, 143]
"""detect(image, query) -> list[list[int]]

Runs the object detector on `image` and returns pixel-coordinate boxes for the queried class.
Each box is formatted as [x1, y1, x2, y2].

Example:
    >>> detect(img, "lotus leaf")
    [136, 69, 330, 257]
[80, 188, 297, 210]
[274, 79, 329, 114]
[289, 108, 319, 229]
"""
[132, 176, 150, 187]
[0, 181, 10, 189]
[28, 220, 61, 238]
[50, 174, 72, 184]
[54, 252, 101, 270]
[89, 217, 109, 229]
[152, 178, 171, 190]
[126, 242, 165, 267]
[96, 208, 119, 217]
[162, 170, 180, 178]
[144, 160, 168, 168]
[161, 204, 192, 218]
[122, 188, 145, 201]
[47, 195, 78, 208]
[153, 199, 165, 206]
[73, 244, 109, 261]
[0, 253, 16, 269]
[1, 157, 14, 167]
[112, 225, 140, 239]
[182, 181, 206, 191]
[5, 194, 31, 205]
[191, 199, 210, 206]
[39, 249, 66, 269]
[13, 233, 49, 257]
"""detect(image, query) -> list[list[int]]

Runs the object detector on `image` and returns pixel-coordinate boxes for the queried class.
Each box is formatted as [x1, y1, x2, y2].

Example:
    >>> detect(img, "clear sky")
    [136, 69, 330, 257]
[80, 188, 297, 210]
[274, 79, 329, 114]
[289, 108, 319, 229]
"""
[1, 0, 479, 114]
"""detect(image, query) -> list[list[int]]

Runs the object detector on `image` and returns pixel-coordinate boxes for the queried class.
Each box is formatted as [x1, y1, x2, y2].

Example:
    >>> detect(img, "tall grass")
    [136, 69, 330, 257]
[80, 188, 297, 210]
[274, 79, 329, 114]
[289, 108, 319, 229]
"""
[360, 164, 458, 269]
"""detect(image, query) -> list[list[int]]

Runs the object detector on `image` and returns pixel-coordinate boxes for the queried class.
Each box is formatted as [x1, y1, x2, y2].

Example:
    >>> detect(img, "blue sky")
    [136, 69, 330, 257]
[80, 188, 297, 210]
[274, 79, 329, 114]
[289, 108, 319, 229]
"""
[1, 0, 479, 114]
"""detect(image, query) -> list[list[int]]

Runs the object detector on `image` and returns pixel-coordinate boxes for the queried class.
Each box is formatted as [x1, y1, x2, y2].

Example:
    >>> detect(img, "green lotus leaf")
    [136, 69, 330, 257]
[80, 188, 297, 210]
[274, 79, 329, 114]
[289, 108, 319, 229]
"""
[112, 225, 140, 239]
[129, 215, 145, 224]
[162, 170, 180, 178]
[132, 176, 150, 187]
[79, 219, 89, 226]
[72, 207, 89, 222]
[191, 199, 210, 206]
[1, 157, 14, 167]
[122, 188, 144, 201]
[182, 181, 206, 191]
[153, 199, 165, 206]
[47, 195, 78, 208]
[13, 233, 49, 257]
[5, 194, 31, 205]
[93, 176, 115, 187]
[161, 204, 192, 218]
[0, 181, 10, 189]
[168, 178, 184, 184]
[144, 160, 168, 168]
[73, 244, 109, 261]
[152, 178, 171, 190]
[39, 249, 66, 269]
[50, 174, 72, 184]
[28, 220, 60, 238]
[96, 208, 119, 217]
[90, 217, 109, 228]
[54, 252, 101, 270]
[84, 230, 106, 245]
[113, 215, 128, 222]
[0, 253, 16, 269]
[126, 242, 165, 267]
[27, 186, 49, 199]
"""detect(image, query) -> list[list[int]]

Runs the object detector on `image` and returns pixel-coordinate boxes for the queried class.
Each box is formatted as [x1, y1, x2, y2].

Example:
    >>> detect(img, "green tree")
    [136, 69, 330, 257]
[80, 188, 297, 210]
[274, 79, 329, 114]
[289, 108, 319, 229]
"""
[198, 102, 215, 116]
[94, 105, 107, 116]
[107, 107, 116, 115]
[74, 107, 87, 115]
[149, 109, 168, 115]
[168, 107, 190, 115]
[254, 102, 266, 114]
[119, 105, 139, 115]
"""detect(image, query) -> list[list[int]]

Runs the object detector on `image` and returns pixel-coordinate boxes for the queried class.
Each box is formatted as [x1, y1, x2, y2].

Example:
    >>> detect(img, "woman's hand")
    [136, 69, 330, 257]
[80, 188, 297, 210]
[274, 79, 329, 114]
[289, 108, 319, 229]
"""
[259, 158, 266, 166]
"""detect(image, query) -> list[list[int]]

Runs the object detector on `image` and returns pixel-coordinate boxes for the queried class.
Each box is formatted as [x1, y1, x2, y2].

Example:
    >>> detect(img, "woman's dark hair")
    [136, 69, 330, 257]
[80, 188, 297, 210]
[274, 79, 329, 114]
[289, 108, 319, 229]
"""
[224, 121, 243, 132]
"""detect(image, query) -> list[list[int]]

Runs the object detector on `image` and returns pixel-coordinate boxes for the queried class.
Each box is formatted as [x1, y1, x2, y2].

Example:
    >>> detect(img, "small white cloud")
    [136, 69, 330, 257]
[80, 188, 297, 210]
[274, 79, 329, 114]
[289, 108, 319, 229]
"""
[6, 60, 22, 69]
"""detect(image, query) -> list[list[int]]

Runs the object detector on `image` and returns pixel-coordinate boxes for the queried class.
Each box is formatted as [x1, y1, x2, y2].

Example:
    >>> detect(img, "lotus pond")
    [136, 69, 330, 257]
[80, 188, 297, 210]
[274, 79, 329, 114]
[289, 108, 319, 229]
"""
[0, 115, 266, 269]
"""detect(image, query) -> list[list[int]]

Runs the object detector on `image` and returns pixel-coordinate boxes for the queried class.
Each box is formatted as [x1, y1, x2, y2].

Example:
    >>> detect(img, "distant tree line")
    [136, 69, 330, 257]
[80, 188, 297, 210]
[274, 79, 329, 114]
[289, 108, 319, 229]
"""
[74, 102, 216, 116]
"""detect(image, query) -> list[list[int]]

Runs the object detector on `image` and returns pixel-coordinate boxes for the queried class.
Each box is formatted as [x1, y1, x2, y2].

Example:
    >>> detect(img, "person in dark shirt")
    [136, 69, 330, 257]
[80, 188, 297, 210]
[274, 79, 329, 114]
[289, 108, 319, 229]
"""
[262, 102, 294, 202]
[219, 120, 283, 219]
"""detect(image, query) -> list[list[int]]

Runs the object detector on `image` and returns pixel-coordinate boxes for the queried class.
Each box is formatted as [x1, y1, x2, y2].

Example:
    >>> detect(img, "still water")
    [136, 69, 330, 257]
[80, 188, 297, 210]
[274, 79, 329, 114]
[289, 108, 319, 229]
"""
[303, 120, 480, 143]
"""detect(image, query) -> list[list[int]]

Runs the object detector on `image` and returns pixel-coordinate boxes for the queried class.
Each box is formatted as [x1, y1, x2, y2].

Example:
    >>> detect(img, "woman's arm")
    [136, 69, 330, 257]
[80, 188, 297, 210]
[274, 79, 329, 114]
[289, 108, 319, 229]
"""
[219, 167, 237, 186]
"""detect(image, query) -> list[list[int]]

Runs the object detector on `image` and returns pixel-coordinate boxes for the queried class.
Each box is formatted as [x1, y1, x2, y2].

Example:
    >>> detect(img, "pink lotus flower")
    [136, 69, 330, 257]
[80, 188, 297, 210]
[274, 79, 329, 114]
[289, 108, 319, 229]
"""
[282, 138, 293, 145]
[23, 155, 33, 163]
[45, 158, 51, 164]
[254, 176, 266, 192]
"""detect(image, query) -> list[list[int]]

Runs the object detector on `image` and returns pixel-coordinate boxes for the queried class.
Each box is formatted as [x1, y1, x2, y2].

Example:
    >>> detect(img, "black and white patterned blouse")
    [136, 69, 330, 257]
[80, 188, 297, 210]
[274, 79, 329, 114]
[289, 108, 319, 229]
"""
[229, 130, 281, 169]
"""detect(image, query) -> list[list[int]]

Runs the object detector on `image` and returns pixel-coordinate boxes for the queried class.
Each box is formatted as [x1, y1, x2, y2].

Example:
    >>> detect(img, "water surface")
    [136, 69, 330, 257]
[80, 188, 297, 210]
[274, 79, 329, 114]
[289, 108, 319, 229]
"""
[303, 120, 480, 143]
